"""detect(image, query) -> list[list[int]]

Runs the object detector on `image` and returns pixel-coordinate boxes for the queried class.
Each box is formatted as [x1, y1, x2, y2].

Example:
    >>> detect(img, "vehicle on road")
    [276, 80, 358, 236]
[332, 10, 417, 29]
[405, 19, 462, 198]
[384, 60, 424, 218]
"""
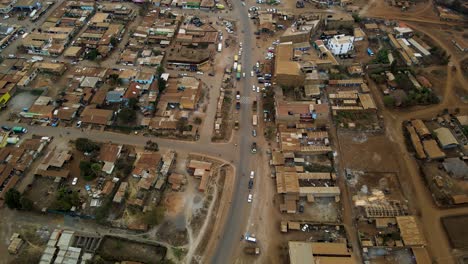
[234, 120, 239, 129]
[236, 72, 241, 80]
[244, 246, 260, 255]
[250, 170, 255, 179]
[256, 87, 260, 93]
[250, 71, 254, 77]
[252, 100, 257, 111]
[252, 85, 256, 91]
[247, 193, 253, 203]
[251, 142, 257, 153]
[12, 126, 27, 133]
[1, 126, 11, 131]
[252, 115, 257, 126]
[252, 129, 257, 137]
[248, 179, 253, 189]
[236, 102, 240, 110]
[243, 72, 246, 78]
[236, 91, 240, 100]
[72, 177, 78, 185]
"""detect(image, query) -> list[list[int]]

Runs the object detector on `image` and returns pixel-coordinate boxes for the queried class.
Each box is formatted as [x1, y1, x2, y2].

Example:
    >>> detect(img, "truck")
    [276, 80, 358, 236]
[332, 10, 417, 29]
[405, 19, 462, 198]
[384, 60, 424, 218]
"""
[252, 100, 257, 112]
[367, 48, 374, 56]
[252, 115, 258, 126]
[234, 55, 238, 62]
[244, 247, 260, 255]
[12, 126, 27, 133]
[217, 43, 223, 52]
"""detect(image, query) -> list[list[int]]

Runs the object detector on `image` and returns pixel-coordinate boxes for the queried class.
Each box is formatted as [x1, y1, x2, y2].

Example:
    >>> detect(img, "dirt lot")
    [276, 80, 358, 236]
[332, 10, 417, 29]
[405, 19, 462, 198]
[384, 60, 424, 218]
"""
[442, 215, 468, 250]
[97, 236, 166, 263]
[338, 132, 400, 173]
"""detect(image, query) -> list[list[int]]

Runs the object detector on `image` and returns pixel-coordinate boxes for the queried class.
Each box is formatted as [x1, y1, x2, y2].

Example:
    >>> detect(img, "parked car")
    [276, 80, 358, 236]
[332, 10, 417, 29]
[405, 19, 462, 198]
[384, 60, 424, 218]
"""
[248, 179, 253, 189]
[252, 129, 257, 137]
[247, 193, 253, 203]
[76, 121, 82, 127]
[251, 142, 257, 153]
[1, 126, 11, 131]
[72, 177, 78, 186]
[250, 171, 255, 178]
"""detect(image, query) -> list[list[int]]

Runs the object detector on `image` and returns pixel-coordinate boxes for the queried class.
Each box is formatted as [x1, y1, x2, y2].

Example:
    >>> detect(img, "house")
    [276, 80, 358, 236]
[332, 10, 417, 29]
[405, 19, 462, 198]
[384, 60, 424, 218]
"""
[434, 127, 459, 149]
[289, 241, 356, 264]
[113, 182, 128, 203]
[443, 158, 468, 179]
[99, 143, 122, 174]
[132, 152, 162, 178]
[106, 88, 125, 104]
[35, 149, 72, 179]
[326, 35, 354, 55]
[80, 106, 113, 126]
[275, 42, 304, 87]
[136, 71, 155, 84]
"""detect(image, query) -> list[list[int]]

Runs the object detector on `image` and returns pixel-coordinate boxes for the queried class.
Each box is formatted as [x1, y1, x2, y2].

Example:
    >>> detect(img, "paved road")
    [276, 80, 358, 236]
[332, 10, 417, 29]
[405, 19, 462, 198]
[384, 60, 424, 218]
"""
[211, 1, 256, 262]
[3, 121, 236, 161]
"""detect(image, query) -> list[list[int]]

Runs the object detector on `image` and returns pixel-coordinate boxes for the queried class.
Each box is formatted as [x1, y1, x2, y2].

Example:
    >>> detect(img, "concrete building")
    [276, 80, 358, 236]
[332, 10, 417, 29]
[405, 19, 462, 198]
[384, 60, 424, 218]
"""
[326, 35, 354, 55]
[324, 13, 354, 30]
[288, 241, 357, 264]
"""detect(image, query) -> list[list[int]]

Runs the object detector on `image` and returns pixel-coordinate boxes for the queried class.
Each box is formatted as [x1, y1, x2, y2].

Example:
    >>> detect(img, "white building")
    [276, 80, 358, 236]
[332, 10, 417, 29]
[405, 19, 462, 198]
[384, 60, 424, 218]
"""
[326, 34, 354, 55]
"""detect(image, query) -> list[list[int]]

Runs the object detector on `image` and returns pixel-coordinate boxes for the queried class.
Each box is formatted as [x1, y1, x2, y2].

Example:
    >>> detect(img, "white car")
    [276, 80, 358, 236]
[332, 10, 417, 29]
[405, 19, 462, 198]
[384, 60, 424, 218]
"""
[196, 71, 204, 75]
[252, 85, 256, 91]
[242, 2, 246, 6]
[250, 71, 254, 77]
[239, 42, 243, 47]
[72, 177, 78, 186]
[250, 171, 255, 179]
[248, 194, 253, 203]
[256, 87, 260, 93]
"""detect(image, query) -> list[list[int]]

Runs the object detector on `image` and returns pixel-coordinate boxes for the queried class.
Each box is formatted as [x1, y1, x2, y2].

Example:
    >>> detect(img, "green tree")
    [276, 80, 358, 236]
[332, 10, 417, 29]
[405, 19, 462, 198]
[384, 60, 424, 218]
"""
[128, 97, 139, 109]
[84, 49, 100, 61]
[80, 161, 100, 181]
[52, 188, 80, 211]
[176, 118, 188, 132]
[5, 189, 21, 209]
[157, 66, 165, 77]
[352, 13, 361, 22]
[110, 37, 119, 47]
[20, 197, 33, 210]
[75, 138, 100, 153]
[194, 117, 202, 125]
[118, 108, 137, 123]
[383, 95, 395, 107]
[158, 78, 167, 92]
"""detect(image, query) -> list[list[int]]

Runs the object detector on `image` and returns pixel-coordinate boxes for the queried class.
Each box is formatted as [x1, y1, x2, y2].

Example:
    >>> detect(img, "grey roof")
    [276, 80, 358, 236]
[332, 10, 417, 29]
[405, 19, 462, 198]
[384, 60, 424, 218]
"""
[80, 77, 100, 88]
[106, 90, 124, 102]
[443, 158, 468, 178]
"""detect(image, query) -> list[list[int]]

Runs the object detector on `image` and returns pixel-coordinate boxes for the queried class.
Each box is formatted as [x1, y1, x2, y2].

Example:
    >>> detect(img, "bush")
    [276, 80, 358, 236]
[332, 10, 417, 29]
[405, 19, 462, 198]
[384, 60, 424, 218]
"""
[142, 206, 165, 226]
[52, 188, 80, 211]
[75, 138, 100, 153]
[5, 189, 21, 209]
